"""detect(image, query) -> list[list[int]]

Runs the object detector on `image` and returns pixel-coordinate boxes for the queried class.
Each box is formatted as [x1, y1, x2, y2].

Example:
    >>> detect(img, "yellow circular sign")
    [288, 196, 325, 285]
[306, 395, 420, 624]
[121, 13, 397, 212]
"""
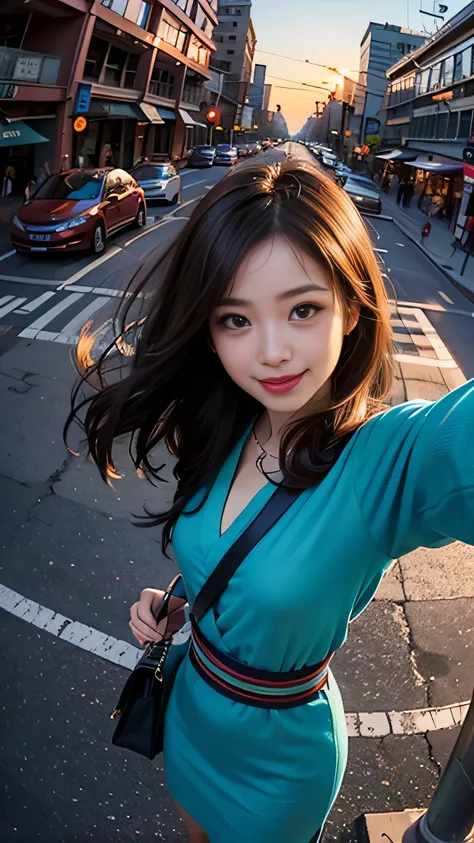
[73, 116, 87, 132]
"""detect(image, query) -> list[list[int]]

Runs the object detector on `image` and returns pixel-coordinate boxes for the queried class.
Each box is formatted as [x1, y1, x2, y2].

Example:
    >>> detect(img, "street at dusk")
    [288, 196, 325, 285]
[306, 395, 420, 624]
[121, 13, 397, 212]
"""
[1, 2, 474, 843]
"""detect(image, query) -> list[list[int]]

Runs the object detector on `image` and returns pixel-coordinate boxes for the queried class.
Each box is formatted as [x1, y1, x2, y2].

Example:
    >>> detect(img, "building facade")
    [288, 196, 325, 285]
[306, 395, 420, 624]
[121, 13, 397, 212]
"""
[355, 22, 425, 144]
[211, 0, 256, 106]
[0, 0, 218, 189]
[381, 2, 474, 160]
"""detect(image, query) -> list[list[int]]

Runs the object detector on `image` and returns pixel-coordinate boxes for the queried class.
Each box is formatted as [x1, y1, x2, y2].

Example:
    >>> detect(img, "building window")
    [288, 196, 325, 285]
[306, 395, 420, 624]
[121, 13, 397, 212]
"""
[227, 49, 235, 54]
[437, 112, 448, 138]
[454, 52, 463, 83]
[442, 55, 454, 87]
[136, 2, 151, 27]
[446, 110, 458, 138]
[84, 36, 109, 82]
[187, 36, 209, 66]
[229, 35, 236, 40]
[124, 52, 139, 87]
[458, 109, 473, 138]
[171, 0, 188, 9]
[103, 45, 128, 86]
[101, 0, 128, 14]
[425, 113, 435, 137]
[462, 47, 472, 80]
[430, 63, 441, 90]
[233, 21, 238, 26]
[158, 17, 189, 51]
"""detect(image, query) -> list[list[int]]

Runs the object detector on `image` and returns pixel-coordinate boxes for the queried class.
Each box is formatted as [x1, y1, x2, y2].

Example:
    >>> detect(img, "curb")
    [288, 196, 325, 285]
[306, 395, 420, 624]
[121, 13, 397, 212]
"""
[391, 217, 474, 305]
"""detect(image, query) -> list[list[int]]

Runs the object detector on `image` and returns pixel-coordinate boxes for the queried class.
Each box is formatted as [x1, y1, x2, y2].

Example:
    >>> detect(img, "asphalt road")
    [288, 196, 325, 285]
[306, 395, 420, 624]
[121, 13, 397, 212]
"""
[0, 159, 473, 843]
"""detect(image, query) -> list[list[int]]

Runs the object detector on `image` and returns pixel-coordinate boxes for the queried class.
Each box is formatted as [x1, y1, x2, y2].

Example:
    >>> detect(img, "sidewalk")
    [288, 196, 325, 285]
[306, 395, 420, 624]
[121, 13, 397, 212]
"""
[382, 188, 474, 300]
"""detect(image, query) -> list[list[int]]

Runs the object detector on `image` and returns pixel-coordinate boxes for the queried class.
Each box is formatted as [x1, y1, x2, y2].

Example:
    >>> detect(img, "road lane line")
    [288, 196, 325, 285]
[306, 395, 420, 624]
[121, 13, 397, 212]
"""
[0, 582, 469, 735]
[59, 296, 112, 341]
[123, 215, 182, 247]
[18, 292, 83, 338]
[0, 295, 14, 307]
[56, 247, 122, 290]
[438, 290, 454, 305]
[0, 249, 16, 261]
[14, 291, 56, 313]
[0, 274, 60, 287]
[0, 296, 27, 317]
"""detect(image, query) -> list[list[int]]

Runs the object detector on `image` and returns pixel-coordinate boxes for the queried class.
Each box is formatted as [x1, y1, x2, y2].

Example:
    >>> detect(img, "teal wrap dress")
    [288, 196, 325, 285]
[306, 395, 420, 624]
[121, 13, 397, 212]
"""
[163, 379, 474, 843]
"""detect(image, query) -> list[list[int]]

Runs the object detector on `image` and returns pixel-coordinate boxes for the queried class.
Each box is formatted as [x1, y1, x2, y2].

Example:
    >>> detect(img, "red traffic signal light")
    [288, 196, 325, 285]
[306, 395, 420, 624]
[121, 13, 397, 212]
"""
[206, 107, 221, 124]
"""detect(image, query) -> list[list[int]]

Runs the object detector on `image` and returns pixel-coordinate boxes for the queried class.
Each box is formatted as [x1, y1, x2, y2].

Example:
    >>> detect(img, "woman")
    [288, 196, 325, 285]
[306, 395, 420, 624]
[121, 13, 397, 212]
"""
[68, 159, 474, 843]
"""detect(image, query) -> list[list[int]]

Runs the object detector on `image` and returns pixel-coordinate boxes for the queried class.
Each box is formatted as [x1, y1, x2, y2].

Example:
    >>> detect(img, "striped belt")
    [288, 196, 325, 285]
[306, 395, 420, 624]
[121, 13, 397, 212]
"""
[189, 619, 332, 709]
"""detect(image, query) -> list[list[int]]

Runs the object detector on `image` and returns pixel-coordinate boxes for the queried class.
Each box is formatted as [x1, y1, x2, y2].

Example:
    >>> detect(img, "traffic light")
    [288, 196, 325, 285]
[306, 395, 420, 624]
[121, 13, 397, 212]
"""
[206, 107, 221, 124]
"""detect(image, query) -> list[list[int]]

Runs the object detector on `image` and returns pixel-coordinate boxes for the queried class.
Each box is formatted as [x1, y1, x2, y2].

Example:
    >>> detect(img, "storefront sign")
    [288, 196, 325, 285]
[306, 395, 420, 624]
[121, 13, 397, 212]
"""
[432, 90, 453, 102]
[0, 84, 18, 100]
[1, 128, 21, 139]
[73, 116, 87, 133]
[13, 56, 42, 82]
[74, 82, 92, 115]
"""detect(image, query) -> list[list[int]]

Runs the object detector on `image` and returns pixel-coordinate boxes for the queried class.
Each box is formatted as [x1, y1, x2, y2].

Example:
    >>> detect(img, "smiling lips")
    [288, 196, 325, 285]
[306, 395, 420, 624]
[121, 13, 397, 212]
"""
[258, 372, 306, 394]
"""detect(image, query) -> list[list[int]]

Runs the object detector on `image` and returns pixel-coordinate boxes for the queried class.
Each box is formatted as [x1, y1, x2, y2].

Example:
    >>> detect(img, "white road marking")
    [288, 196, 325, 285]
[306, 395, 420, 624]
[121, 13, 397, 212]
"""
[0, 295, 14, 307]
[394, 354, 458, 368]
[0, 249, 16, 261]
[59, 296, 111, 341]
[0, 583, 469, 734]
[18, 292, 83, 338]
[0, 296, 27, 317]
[374, 248, 388, 253]
[123, 215, 181, 247]
[438, 290, 454, 305]
[396, 242, 405, 247]
[14, 291, 56, 313]
[56, 247, 122, 290]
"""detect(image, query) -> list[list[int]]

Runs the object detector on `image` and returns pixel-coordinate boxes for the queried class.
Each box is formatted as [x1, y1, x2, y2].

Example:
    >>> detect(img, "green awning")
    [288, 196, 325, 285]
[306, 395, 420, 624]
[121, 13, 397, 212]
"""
[0, 121, 49, 147]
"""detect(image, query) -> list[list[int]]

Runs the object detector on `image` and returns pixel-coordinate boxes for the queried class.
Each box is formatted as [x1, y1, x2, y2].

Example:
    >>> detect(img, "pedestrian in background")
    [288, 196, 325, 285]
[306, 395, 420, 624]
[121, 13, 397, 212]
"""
[66, 158, 474, 843]
[403, 173, 416, 208]
[396, 173, 407, 205]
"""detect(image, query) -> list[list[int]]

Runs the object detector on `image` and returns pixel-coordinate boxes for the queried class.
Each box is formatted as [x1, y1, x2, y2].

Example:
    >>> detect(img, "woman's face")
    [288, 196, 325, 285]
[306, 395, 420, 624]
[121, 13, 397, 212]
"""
[210, 235, 355, 417]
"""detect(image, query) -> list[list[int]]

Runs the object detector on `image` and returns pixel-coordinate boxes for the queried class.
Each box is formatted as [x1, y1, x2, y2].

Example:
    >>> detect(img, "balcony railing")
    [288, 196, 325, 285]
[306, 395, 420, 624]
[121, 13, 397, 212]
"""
[148, 80, 175, 99]
[0, 47, 60, 85]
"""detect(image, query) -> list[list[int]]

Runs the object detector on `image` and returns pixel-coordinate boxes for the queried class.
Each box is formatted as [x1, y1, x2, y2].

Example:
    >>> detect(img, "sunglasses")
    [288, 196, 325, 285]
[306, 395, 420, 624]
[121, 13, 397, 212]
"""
[150, 574, 188, 644]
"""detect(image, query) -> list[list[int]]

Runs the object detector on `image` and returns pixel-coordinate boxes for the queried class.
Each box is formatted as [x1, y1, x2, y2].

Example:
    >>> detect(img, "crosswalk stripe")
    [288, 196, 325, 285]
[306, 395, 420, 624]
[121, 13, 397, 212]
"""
[14, 291, 56, 314]
[0, 296, 27, 318]
[0, 295, 15, 307]
[59, 296, 111, 340]
[18, 292, 83, 338]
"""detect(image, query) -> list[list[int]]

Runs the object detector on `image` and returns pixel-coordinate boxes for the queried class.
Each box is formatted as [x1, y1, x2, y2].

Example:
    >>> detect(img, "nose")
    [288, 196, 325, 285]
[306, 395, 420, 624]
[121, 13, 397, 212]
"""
[257, 322, 292, 367]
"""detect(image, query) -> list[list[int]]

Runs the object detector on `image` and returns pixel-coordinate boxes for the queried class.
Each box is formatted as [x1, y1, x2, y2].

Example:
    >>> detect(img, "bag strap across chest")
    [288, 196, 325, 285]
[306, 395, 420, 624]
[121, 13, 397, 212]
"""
[191, 486, 302, 623]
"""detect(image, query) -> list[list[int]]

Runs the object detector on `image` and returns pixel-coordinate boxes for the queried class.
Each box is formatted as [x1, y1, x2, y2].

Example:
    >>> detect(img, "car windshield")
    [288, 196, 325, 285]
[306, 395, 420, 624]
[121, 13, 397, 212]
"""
[131, 165, 170, 180]
[217, 145, 233, 152]
[196, 146, 215, 152]
[32, 171, 104, 200]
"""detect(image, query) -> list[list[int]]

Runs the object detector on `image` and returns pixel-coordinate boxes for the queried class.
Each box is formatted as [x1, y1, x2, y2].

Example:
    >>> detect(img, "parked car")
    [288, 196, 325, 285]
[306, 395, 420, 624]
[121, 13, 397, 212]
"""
[214, 144, 238, 165]
[340, 172, 380, 192]
[343, 177, 382, 215]
[130, 159, 181, 205]
[236, 144, 254, 159]
[187, 145, 216, 167]
[11, 167, 146, 255]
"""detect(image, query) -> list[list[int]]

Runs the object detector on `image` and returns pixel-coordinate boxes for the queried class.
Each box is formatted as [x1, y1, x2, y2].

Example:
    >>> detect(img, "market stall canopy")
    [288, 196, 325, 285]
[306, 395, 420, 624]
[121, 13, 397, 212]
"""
[0, 121, 48, 147]
[179, 108, 207, 129]
[157, 108, 176, 121]
[136, 103, 164, 125]
[376, 148, 418, 161]
[405, 158, 463, 172]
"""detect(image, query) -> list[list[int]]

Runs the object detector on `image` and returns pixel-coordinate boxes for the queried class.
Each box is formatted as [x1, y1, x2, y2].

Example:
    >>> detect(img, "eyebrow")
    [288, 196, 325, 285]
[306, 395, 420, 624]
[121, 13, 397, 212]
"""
[217, 283, 329, 307]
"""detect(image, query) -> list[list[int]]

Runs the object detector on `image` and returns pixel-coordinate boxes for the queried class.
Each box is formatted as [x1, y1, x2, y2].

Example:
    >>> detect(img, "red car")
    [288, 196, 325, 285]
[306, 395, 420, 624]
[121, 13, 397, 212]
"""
[11, 167, 146, 255]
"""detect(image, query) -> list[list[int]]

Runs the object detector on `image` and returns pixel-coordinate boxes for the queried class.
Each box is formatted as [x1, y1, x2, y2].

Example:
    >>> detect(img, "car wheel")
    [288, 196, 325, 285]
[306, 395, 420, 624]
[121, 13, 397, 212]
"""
[134, 203, 146, 228]
[92, 222, 105, 255]
[168, 189, 180, 205]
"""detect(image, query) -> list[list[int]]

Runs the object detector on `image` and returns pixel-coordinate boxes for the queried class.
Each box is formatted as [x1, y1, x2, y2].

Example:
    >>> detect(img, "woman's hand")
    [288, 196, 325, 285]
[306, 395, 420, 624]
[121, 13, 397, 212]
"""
[129, 588, 186, 648]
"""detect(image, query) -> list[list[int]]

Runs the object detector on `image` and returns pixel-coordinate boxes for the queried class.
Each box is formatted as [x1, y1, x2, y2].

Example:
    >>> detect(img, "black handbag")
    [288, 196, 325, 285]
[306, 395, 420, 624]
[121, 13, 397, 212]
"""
[110, 485, 301, 759]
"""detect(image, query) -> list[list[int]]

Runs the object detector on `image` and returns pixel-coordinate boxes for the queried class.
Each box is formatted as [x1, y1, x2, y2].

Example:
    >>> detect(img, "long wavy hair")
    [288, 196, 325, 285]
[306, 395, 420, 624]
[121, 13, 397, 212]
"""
[65, 157, 394, 550]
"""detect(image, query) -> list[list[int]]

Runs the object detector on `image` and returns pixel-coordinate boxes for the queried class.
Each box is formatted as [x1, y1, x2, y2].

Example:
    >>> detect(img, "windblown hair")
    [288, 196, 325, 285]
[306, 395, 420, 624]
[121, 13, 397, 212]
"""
[65, 156, 394, 550]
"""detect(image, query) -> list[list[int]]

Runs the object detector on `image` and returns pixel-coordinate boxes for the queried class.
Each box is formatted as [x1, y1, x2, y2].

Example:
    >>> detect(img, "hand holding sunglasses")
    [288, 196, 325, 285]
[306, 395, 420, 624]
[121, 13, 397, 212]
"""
[129, 586, 187, 648]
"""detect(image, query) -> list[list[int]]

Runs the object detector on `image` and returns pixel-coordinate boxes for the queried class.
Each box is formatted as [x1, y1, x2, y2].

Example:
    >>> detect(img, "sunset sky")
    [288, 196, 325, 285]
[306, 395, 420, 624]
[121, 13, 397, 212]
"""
[250, 0, 468, 133]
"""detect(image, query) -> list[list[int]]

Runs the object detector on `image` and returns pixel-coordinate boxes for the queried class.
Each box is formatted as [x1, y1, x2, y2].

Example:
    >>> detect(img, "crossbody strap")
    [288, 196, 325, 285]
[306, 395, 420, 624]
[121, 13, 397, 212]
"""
[191, 486, 302, 623]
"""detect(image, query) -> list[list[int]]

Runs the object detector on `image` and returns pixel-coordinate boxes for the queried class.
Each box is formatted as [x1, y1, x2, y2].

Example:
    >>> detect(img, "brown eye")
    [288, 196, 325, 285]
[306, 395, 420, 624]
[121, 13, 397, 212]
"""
[290, 304, 319, 321]
[220, 314, 250, 330]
